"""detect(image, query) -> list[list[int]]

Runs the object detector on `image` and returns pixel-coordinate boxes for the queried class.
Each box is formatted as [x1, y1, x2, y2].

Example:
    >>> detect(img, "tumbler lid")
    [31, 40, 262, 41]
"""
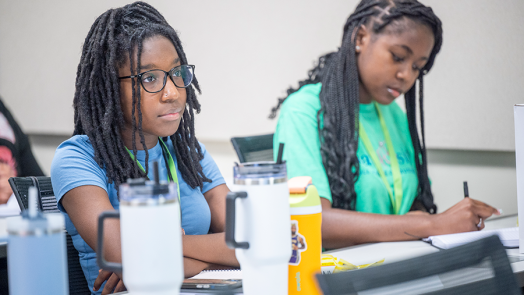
[119, 179, 178, 206]
[7, 186, 64, 236]
[7, 213, 64, 236]
[233, 161, 287, 185]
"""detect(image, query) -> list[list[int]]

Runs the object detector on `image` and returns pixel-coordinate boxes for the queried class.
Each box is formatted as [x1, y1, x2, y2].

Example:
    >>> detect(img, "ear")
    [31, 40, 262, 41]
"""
[355, 24, 371, 53]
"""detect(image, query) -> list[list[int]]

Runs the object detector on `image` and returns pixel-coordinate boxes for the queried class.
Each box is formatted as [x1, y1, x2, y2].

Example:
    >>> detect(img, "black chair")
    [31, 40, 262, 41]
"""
[230, 133, 274, 163]
[9, 176, 90, 295]
[316, 235, 521, 295]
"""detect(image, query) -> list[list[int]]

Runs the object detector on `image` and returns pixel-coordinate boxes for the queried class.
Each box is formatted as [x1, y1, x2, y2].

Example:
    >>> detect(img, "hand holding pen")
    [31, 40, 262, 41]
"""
[463, 181, 482, 228]
[429, 183, 500, 235]
[464, 181, 503, 229]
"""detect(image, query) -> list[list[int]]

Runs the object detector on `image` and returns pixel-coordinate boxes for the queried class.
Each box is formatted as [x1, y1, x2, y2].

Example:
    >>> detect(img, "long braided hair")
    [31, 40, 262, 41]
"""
[270, 0, 442, 213]
[73, 1, 211, 193]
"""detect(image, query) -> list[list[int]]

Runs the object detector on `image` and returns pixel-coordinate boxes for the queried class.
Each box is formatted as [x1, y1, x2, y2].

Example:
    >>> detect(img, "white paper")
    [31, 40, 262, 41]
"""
[424, 227, 518, 249]
[189, 269, 243, 280]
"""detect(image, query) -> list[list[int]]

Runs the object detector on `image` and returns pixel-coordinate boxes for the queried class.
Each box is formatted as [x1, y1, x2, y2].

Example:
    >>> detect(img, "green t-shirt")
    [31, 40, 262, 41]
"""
[274, 83, 418, 215]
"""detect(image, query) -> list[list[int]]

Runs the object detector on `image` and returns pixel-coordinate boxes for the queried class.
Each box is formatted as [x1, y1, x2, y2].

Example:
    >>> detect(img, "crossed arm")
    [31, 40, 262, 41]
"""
[321, 197, 500, 249]
[61, 183, 238, 294]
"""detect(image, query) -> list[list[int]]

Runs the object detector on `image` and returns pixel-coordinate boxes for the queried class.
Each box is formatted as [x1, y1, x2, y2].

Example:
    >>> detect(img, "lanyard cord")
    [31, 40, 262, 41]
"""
[359, 102, 403, 214]
[126, 138, 181, 200]
[159, 139, 176, 183]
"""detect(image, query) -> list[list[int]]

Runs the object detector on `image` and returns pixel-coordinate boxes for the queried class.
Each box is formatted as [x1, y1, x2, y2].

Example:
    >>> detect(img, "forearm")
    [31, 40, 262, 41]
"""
[322, 207, 435, 249]
[97, 218, 123, 264]
[184, 257, 210, 278]
[321, 196, 501, 249]
[182, 233, 239, 267]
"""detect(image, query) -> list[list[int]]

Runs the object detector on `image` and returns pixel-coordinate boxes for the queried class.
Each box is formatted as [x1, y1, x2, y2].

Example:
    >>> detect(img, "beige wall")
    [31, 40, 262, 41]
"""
[1, 0, 520, 216]
[1, 0, 524, 151]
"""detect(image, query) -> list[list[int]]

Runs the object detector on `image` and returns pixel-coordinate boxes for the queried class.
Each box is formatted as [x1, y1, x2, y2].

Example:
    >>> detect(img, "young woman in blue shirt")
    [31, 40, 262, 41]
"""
[51, 2, 238, 294]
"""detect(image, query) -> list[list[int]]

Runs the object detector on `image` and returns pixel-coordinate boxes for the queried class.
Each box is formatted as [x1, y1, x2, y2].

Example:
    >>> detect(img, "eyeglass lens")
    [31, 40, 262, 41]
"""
[141, 65, 194, 92]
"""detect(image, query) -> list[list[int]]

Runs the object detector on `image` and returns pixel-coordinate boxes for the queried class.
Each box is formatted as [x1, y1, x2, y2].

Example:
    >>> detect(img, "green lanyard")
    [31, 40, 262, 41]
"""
[359, 102, 403, 214]
[126, 138, 181, 200]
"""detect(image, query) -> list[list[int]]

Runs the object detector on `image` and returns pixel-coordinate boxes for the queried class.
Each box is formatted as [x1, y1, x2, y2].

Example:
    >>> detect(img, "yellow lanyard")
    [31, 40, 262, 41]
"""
[126, 138, 181, 200]
[359, 102, 403, 214]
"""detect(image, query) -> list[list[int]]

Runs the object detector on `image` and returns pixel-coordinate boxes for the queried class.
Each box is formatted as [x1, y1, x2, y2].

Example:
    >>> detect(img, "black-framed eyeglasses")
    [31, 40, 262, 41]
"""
[118, 64, 195, 93]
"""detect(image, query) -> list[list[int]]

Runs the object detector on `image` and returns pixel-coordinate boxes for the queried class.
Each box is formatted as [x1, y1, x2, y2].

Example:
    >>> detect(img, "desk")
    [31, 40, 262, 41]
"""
[122, 215, 524, 294]
[325, 214, 524, 289]
[4, 215, 524, 293]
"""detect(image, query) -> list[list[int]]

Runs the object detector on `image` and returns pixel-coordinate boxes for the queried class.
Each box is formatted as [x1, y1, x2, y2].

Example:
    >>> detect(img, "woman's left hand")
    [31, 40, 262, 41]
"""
[93, 269, 126, 294]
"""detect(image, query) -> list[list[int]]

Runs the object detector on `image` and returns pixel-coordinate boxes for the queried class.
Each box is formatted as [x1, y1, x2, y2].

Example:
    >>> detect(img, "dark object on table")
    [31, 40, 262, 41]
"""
[316, 235, 520, 295]
[9, 176, 90, 295]
[182, 279, 242, 290]
[230, 133, 274, 163]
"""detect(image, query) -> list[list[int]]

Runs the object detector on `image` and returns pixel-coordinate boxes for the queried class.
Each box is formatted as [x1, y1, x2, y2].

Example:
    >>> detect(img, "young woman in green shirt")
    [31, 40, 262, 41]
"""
[270, 0, 499, 249]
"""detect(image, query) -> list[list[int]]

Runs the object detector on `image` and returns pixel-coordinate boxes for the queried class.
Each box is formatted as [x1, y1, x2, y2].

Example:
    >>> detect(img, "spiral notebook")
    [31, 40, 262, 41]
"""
[189, 269, 243, 280]
[423, 227, 518, 249]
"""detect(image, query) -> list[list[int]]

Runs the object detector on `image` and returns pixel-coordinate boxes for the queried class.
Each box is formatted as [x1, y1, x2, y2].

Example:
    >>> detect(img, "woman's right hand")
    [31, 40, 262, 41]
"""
[431, 197, 500, 234]
[93, 269, 126, 294]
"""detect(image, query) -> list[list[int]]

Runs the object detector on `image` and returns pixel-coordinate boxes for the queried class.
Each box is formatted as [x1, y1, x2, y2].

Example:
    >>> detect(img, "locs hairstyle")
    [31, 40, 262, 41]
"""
[270, 0, 442, 212]
[73, 1, 211, 192]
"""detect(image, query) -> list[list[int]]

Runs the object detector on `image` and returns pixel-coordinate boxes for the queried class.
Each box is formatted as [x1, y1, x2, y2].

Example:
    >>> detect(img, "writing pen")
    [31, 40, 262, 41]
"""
[464, 181, 482, 227]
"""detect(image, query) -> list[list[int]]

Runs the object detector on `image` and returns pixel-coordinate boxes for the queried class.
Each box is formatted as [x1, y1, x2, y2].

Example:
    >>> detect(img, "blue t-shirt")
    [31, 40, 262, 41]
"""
[51, 135, 225, 294]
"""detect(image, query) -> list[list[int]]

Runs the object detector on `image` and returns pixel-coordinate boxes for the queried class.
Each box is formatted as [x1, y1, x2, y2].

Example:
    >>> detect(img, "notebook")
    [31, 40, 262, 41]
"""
[423, 227, 518, 249]
[189, 269, 243, 280]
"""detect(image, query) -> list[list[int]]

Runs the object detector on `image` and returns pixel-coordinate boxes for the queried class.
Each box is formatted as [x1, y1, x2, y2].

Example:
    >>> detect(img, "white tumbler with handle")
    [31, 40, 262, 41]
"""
[97, 164, 183, 295]
[226, 161, 291, 295]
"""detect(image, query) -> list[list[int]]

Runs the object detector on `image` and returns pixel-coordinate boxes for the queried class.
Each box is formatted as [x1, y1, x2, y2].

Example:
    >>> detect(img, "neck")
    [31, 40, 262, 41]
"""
[121, 128, 158, 150]
[359, 80, 373, 104]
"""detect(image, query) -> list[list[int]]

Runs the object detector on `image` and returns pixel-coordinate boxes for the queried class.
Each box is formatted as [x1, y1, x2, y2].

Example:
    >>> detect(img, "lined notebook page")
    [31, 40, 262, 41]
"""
[189, 269, 243, 280]
[424, 227, 518, 249]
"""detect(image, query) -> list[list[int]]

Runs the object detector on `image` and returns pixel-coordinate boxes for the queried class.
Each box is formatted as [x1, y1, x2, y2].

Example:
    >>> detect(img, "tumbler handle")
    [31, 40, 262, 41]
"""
[97, 211, 123, 273]
[225, 192, 249, 249]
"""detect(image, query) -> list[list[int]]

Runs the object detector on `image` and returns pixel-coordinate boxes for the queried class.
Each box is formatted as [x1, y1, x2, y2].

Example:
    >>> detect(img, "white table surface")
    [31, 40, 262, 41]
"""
[2, 214, 524, 292]
[325, 240, 439, 266]
[116, 216, 524, 294]
[325, 214, 524, 288]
